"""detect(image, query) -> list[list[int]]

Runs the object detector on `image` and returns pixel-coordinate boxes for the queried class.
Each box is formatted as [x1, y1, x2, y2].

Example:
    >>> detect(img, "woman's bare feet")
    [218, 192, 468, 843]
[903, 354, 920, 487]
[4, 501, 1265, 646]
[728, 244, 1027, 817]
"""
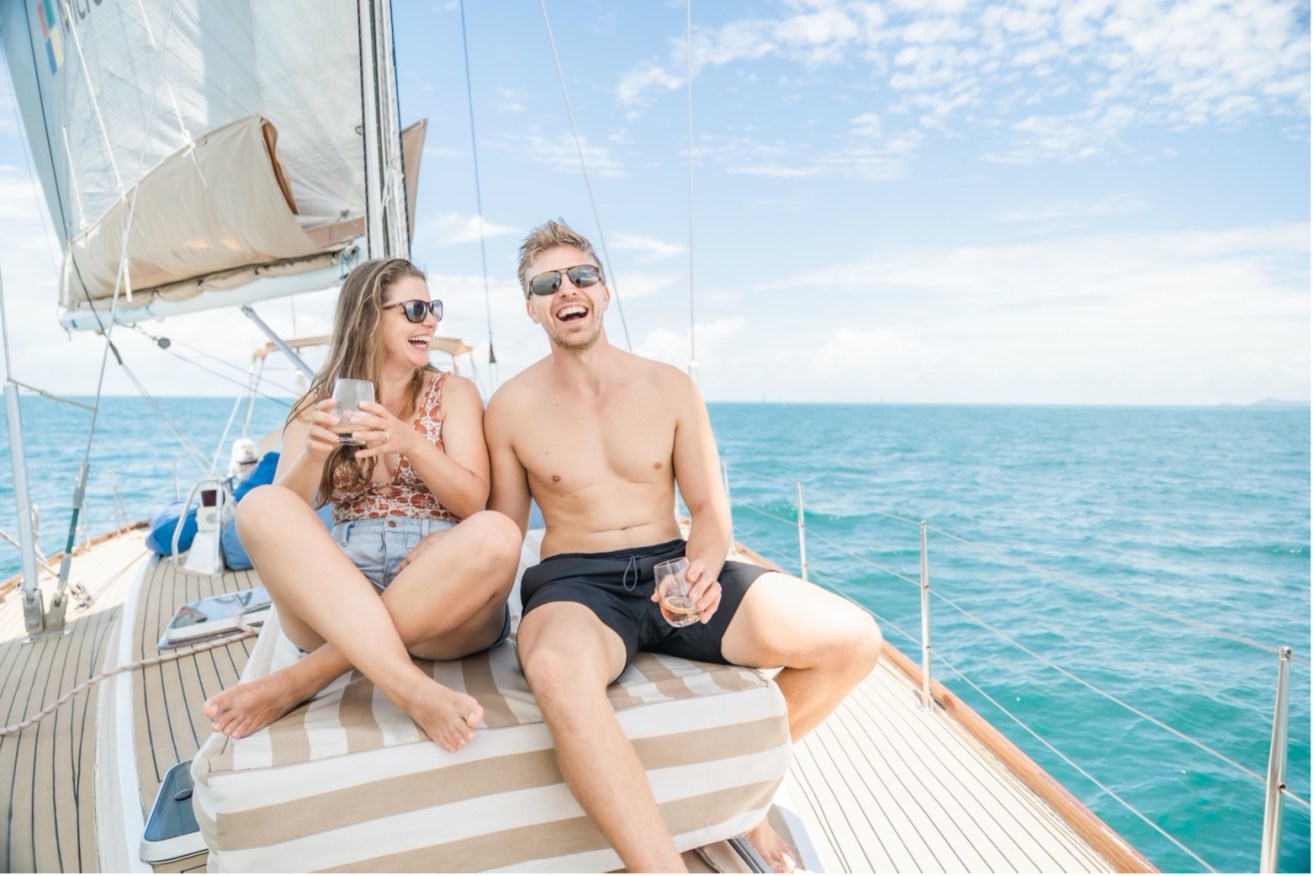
[392, 674, 483, 751]
[745, 818, 798, 873]
[204, 671, 307, 738]
[206, 664, 484, 752]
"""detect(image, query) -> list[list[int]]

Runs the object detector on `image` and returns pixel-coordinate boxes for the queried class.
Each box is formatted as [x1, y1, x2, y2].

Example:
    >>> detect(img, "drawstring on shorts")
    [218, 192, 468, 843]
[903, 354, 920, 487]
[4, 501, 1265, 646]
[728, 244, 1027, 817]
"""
[622, 554, 638, 592]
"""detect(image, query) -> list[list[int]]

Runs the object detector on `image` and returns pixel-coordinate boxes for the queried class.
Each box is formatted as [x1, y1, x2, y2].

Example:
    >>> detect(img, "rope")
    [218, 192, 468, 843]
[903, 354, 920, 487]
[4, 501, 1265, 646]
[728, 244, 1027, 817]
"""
[458, 0, 499, 391]
[928, 586, 1301, 797]
[931, 648, 1219, 872]
[0, 615, 260, 737]
[537, 0, 632, 351]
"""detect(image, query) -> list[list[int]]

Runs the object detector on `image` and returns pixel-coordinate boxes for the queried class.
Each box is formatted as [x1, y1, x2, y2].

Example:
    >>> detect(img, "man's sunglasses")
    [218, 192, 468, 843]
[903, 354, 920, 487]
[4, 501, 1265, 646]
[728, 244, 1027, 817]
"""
[526, 264, 603, 297]
[381, 299, 444, 323]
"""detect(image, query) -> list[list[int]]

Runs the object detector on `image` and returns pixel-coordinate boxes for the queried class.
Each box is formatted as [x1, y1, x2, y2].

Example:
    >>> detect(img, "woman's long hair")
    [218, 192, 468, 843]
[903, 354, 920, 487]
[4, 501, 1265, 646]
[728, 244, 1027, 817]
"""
[287, 257, 436, 505]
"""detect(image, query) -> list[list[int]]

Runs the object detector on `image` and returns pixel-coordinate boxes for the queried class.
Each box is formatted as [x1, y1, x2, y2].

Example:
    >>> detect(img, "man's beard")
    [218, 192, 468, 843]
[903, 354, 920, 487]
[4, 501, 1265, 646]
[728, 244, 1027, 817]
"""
[548, 318, 603, 352]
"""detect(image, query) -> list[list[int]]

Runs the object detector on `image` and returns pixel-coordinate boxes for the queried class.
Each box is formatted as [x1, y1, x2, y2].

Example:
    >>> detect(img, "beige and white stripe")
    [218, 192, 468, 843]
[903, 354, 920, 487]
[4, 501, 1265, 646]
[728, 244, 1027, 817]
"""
[192, 606, 790, 872]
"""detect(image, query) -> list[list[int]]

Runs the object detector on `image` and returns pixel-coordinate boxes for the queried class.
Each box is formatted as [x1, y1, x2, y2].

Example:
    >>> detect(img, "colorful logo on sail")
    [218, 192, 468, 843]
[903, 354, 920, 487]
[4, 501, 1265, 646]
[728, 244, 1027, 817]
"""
[36, 0, 63, 75]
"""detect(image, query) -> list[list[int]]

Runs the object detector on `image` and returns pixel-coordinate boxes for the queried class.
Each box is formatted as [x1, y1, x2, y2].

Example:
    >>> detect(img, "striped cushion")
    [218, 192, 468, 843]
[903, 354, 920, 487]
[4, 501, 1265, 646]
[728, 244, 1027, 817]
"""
[191, 589, 790, 870]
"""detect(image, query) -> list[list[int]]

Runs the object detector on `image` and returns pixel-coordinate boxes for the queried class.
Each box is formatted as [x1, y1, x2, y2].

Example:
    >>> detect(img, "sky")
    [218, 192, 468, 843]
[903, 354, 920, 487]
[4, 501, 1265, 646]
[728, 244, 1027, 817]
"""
[0, 0, 1309, 405]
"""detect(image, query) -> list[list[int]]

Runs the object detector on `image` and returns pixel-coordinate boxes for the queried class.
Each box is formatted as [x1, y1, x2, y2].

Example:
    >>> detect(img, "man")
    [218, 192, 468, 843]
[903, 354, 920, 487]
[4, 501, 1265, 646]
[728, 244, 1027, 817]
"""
[485, 219, 882, 873]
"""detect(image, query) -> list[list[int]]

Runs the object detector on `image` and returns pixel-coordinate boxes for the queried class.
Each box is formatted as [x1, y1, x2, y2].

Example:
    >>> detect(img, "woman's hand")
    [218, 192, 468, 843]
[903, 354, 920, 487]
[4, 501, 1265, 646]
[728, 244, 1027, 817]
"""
[305, 398, 346, 463]
[351, 399, 421, 463]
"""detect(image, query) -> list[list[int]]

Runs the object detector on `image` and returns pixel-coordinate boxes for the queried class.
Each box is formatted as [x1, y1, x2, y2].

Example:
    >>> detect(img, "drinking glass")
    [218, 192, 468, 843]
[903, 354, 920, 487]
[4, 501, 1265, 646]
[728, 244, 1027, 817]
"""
[331, 378, 375, 447]
[654, 557, 698, 627]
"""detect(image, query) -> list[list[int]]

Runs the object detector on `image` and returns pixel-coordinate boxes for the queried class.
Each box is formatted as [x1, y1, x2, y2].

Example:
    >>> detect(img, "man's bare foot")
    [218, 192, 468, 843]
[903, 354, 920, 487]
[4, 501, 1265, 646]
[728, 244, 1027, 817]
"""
[393, 675, 484, 752]
[204, 671, 307, 738]
[744, 818, 798, 873]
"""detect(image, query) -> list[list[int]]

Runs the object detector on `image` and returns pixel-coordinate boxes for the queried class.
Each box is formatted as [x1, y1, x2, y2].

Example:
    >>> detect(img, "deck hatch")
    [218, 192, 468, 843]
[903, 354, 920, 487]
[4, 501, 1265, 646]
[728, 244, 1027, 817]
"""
[140, 759, 206, 864]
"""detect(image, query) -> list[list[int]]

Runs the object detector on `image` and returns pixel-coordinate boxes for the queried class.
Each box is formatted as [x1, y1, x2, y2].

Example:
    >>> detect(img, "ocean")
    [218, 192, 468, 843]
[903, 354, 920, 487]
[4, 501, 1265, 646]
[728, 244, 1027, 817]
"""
[1, 395, 1309, 873]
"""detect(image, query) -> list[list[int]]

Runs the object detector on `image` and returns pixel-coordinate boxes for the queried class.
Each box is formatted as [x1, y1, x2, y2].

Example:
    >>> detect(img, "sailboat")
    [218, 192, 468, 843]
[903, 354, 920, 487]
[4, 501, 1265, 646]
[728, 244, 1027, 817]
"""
[0, 0, 1217, 871]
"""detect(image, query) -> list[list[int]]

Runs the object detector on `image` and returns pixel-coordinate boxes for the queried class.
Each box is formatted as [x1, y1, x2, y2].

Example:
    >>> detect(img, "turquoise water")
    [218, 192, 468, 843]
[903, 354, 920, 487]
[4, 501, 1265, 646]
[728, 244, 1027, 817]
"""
[1, 396, 1309, 872]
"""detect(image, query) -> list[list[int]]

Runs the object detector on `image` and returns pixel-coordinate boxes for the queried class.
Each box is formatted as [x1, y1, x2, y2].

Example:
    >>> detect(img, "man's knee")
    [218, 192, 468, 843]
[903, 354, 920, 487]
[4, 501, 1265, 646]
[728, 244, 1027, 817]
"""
[853, 612, 883, 673]
[518, 631, 585, 709]
[517, 608, 619, 703]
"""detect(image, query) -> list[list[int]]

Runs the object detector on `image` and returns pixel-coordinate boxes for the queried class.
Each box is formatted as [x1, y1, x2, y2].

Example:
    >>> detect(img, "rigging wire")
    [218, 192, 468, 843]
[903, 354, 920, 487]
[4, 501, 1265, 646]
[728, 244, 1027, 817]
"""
[725, 470, 1313, 817]
[929, 585, 1307, 804]
[924, 522, 1307, 663]
[126, 325, 300, 401]
[0, 58, 62, 286]
[928, 648, 1219, 873]
[726, 462, 1304, 663]
[458, 0, 499, 394]
[537, 0, 631, 351]
[685, 0, 697, 383]
[43, 0, 190, 610]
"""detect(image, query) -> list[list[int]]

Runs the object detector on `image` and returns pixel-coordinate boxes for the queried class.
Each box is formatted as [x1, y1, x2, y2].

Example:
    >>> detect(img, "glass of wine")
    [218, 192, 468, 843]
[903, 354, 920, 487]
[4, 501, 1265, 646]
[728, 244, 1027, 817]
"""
[654, 557, 698, 627]
[331, 378, 375, 447]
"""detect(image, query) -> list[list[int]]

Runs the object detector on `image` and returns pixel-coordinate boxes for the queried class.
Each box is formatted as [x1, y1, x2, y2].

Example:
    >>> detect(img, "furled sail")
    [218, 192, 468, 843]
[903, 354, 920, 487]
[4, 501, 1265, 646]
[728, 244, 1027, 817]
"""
[0, 0, 378, 328]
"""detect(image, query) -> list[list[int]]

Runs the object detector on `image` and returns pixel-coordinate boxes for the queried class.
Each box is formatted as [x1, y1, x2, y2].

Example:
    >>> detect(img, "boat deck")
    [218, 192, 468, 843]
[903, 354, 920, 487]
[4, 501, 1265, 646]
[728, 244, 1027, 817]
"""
[0, 527, 254, 873]
[1, 529, 1149, 872]
[785, 648, 1119, 872]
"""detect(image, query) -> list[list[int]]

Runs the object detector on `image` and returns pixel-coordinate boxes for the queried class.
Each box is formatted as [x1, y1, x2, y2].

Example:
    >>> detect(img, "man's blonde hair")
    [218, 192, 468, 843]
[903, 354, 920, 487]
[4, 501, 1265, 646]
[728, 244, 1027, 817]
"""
[516, 218, 604, 298]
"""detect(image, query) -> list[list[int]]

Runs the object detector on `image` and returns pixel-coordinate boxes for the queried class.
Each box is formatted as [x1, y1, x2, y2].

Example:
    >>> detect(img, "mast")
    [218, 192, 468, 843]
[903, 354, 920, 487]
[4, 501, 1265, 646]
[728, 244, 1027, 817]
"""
[359, 0, 409, 259]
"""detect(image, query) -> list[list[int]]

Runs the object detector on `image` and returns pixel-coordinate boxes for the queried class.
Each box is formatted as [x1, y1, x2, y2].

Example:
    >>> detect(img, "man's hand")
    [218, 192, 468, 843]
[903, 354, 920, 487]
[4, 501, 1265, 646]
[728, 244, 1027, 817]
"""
[651, 557, 722, 623]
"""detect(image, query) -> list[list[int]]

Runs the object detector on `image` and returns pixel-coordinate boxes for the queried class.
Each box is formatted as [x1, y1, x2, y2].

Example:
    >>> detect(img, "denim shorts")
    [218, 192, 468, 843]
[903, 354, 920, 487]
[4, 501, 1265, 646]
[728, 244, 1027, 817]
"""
[332, 516, 455, 591]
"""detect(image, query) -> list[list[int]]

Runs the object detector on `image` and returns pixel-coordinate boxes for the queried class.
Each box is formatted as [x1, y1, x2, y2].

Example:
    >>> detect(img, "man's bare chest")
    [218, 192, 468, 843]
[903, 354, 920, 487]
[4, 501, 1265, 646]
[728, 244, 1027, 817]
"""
[523, 401, 675, 496]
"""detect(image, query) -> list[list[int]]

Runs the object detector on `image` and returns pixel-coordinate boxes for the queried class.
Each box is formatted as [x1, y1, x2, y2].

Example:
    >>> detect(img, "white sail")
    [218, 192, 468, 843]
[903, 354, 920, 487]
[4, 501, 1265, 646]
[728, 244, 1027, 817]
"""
[0, 0, 369, 327]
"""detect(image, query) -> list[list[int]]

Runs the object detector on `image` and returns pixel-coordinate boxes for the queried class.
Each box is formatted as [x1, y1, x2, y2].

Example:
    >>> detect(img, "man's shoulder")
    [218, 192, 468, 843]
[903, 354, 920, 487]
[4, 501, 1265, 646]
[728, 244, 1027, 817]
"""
[487, 361, 547, 416]
[624, 352, 698, 401]
[621, 349, 692, 385]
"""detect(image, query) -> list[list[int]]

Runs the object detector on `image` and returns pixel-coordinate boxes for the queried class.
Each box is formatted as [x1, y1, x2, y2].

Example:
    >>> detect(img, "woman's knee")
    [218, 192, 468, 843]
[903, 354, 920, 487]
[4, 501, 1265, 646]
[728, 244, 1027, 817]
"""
[460, 510, 522, 571]
[235, 485, 292, 542]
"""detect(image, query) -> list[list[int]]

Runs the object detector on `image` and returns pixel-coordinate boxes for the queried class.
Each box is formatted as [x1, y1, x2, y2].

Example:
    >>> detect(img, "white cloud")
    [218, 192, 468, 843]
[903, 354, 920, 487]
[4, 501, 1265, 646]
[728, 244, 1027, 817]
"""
[499, 131, 626, 178]
[694, 221, 1310, 403]
[608, 231, 686, 261]
[614, 0, 1309, 166]
[607, 268, 683, 302]
[703, 124, 923, 182]
[636, 315, 746, 374]
[994, 193, 1150, 224]
[414, 211, 517, 247]
[813, 327, 931, 375]
[617, 62, 684, 105]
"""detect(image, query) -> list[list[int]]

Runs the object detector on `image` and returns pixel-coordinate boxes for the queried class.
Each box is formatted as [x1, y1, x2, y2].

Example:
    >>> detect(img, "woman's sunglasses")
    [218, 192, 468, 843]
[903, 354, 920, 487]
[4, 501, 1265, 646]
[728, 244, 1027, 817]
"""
[381, 298, 444, 323]
[526, 264, 603, 297]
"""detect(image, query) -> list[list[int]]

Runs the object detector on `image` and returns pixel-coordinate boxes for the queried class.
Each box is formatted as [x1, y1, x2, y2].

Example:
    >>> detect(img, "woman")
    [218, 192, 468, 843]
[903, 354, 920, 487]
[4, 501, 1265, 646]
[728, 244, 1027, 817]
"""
[204, 258, 521, 752]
